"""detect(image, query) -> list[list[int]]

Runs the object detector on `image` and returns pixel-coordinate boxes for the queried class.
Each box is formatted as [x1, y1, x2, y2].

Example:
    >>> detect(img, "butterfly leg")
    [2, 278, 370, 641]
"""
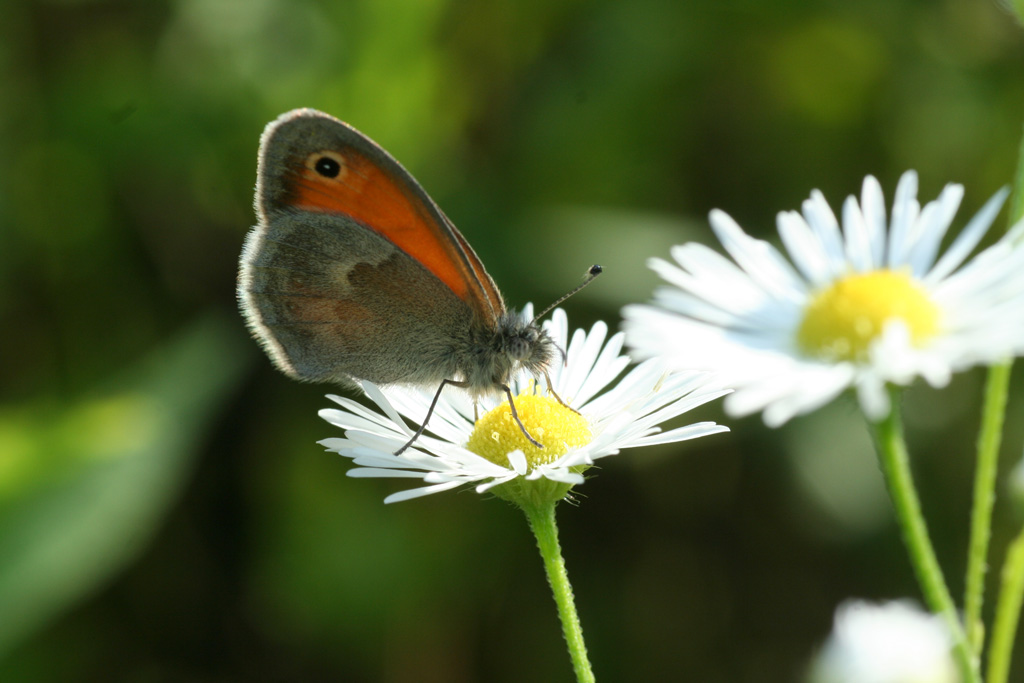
[394, 378, 465, 455]
[394, 379, 545, 455]
[543, 370, 581, 415]
[500, 384, 544, 449]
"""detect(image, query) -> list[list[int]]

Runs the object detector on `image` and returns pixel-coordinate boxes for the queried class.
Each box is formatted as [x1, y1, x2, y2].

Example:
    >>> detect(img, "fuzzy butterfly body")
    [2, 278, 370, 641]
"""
[238, 109, 558, 450]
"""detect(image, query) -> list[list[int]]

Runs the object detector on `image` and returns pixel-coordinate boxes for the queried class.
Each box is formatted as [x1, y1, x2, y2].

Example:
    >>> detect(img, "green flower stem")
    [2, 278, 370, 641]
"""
[986, 528, 1024, 683]
[523, 501, 595, 683]
[1010, 123, 1024, 228]
[965, 361, 1012, 654]
[870, 389, 980, 683]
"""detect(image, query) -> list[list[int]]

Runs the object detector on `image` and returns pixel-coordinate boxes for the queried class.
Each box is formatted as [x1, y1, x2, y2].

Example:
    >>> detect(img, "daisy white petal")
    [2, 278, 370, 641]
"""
[573, 333, 631, 406]
[778, 209, 834, 287]
[666, 241, 779, 318]
[384, 482, 466, 504]
[633, 422, 729, 447]
[925, 187, 1010, 285]
[710, 209, 807, 301]
[859, 175, 888, 266]
[802, 189, 847, 276]
[886, 170, 921, 268]
[841, 195, 874, 272]
[905, 183, 962, 277]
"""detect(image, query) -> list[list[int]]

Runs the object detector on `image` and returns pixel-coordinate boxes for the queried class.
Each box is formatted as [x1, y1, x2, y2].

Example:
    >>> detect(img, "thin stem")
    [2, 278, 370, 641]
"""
[523, 501, 595, 683]
[1009, 123, 1024, 228]
[965, 362, 1012, 654]
[869, 388, 980, 683]
[987, 528, 1024, 683]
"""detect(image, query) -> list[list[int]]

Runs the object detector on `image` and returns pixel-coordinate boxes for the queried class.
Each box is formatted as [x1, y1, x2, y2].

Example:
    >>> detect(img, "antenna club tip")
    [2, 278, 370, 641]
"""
[530, 264, 603, 324]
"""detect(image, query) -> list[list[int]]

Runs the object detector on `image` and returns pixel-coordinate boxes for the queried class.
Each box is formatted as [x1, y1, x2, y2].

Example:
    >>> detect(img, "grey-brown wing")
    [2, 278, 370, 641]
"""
[238, 210, 474, 386]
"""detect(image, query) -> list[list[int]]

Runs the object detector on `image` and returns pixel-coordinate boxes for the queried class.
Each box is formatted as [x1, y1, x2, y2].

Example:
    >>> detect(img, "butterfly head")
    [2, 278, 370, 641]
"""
[499, 312, 557, 372]
[458, 312, 556, 395]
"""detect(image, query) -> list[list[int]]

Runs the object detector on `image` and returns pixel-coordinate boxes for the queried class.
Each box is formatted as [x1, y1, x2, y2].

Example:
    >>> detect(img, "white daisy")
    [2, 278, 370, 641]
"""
[807, 600, 956, 683]
[623, 171, 1024, 426]
[318, 309, 730, 504]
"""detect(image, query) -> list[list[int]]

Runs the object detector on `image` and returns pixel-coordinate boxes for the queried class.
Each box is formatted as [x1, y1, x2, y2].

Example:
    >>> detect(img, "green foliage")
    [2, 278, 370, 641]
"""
[0, 318, 250, 657]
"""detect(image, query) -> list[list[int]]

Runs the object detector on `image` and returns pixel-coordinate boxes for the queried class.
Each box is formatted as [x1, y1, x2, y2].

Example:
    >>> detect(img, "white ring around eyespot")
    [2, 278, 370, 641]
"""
[304, 150, 347, 180]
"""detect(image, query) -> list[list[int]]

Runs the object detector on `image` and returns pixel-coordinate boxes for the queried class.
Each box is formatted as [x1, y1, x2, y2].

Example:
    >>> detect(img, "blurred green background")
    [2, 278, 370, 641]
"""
[2, 0, 1024, 681]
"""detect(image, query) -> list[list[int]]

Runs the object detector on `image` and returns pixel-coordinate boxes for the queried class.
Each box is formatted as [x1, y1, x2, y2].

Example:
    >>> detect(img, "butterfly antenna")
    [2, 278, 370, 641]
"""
[531, 264, 603, 325]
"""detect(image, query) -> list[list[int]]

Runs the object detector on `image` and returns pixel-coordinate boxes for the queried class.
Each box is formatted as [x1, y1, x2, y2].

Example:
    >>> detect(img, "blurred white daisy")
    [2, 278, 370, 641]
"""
[807, 600, 956, 683]
[319, 309, 730, 504]
[624, 171, 1024, 426]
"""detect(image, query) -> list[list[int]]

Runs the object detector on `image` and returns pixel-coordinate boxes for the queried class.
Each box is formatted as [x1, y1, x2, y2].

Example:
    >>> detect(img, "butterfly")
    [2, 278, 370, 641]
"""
[238, 109, 599, 454]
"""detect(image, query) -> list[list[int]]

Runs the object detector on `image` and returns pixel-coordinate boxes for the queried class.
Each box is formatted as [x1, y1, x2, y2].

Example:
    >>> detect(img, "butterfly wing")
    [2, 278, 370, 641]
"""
[239, 109, 505, 385]
[258, 109, 503, 319]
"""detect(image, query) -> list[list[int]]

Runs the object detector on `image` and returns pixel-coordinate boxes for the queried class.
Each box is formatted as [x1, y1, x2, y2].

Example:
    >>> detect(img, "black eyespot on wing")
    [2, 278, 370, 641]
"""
[314, 156, 341, 178]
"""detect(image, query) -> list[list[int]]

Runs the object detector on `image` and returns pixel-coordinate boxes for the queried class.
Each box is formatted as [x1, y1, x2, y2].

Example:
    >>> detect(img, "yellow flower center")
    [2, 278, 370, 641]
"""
[796, 269, 940, 362]
[467, 393, 593, 469]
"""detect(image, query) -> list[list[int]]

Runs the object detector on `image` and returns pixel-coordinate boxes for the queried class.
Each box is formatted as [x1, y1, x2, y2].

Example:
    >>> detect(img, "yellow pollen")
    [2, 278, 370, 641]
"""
[797, 269, 940, 362]
[467, 393, 592, 469]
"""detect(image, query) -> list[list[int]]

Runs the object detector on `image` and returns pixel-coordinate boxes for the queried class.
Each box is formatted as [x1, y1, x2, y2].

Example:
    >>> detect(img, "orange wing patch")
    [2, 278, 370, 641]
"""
[285, 148, 473, 304]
